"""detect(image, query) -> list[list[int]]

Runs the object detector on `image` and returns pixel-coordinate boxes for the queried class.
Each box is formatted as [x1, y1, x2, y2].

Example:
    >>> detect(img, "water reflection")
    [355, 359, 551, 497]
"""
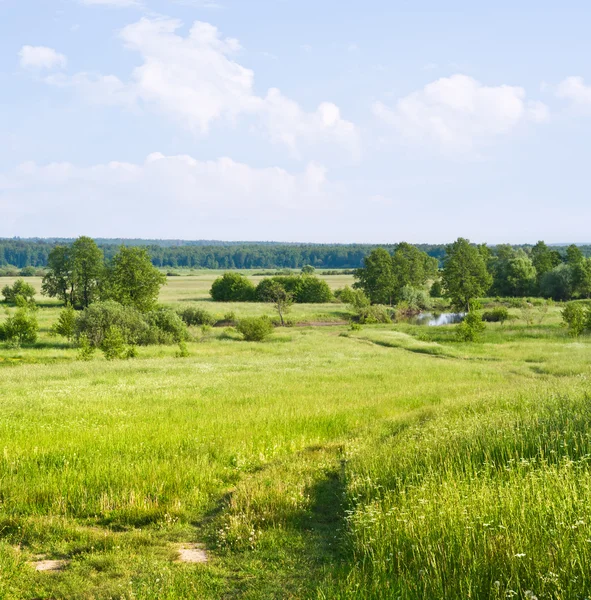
[409, 312, 466, 326]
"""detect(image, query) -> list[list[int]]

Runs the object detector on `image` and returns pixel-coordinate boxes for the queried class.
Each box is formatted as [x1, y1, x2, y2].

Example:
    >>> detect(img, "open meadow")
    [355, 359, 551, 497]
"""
[1, 274, 591, 599]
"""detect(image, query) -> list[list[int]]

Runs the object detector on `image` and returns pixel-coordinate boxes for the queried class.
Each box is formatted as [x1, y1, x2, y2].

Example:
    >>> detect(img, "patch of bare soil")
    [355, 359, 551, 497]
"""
[175, 543, 208, 564]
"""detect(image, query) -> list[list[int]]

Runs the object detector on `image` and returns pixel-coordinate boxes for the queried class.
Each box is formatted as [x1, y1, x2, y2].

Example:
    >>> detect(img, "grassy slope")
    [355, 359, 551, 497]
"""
[0, 278, 590, 598]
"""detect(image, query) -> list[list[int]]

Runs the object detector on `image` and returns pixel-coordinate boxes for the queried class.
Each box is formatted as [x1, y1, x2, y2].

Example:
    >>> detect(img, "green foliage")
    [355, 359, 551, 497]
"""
[561, 302, 589, 337]
[76, 333, 95, 361]
[178, 306, 217, 327]
[210, 272, 256, 302]
[144, 308, 188, 344]
[357, 305, 392, 325]
[335, 285, 356, 304]
[105, 246, 166, 312]
[456, 301, 486, 342]
[101, 325, 126, 360]
[236, 316, 274, 341]
[42, 245, 73, 305]
[354, 248, 395, 305]
[430, 280, 443, 298]
[531, 240, 561, 286]
[443, 238, 492, 311]
[296, 276, 333, 303]
[175, 340, 190, 358]
[259, 281, 293, 326]
[482, 306, 509, 323]
[51, 306, 77, 341]
[301, 265, 316, 275]
[2, 279, 36, 304]
[19, 266, 38, 277]
[540, 264, 573, 301]
[0, 299, 38, 347]
[75, 301, 149, 348]
[71, 236, 104, 308]
[400, 286, 431, 312]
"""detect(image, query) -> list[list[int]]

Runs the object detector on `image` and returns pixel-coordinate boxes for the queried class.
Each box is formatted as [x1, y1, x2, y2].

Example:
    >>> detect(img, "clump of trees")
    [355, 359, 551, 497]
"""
[210, 273, 333, 305]
[2, 279, 36, 304]
[42, 238, 165, 310]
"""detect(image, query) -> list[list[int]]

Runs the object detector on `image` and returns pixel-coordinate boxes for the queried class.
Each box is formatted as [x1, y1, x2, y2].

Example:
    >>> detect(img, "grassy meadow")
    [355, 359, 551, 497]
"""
[1, 273, 591, 598]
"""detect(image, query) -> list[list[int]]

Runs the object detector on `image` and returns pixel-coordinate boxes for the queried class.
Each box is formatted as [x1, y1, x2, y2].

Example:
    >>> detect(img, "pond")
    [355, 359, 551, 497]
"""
[409, 312, 466, 326]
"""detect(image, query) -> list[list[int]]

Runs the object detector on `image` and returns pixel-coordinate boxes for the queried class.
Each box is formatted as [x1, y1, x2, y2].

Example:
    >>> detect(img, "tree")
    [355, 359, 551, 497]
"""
[0, 297, 39, 347]
[391, 242, 438, 302]
[442, 238, 492, 311]
[296, 276, 333, 303]
[210, 273, 256, 302]
[261, 281, 293, 326]
[301, 265, 316, 275]
[456, 300, 486, 342]
[531, 241, 561, 288]
[354, 248, 395, 305]
[566, 244, 584, 266]
[51, 306, 77, 341]
[540, 264, 573, 301]
[42, 245, 73, 305]
[506, 251, 537, 297]
[2, 279, 36, 304]
[574, 259, 591, 298]
[71, 236, 104, 308]
[106, 247, 166, 312]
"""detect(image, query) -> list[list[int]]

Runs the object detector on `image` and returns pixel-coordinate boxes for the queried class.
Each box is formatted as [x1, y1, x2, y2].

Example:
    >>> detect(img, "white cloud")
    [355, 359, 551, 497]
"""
[556, 76, 591, 106]
[39, 17, 360, 160]
[373, 74, 548, 154]
[79, 0, 141, 7]
[19, 46, 67, 70]
[0, 154, 337, 238]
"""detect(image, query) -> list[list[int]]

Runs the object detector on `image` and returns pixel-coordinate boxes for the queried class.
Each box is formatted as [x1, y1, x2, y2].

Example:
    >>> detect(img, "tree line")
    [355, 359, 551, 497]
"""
[5, 238, 590, 271]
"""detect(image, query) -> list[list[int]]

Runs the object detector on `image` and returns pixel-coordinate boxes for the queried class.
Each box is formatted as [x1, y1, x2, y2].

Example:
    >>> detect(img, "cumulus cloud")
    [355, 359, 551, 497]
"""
[556, 76, 591, 106]
[373, 74, 548, 154]
[36, 17, 360, 160]
[0, 154, 337, 238]
[19, 46, 67, 70]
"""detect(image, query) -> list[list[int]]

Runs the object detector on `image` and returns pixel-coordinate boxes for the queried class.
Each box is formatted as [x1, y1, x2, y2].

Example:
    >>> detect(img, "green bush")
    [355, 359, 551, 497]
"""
[236, 316, 274, 341]
[562, 302, 589, 337]
[51, 306, 77, 341]
[482, 306, 509, 323]
[456, 301, 486, 342]
[75, 301, 149, 348]
[1, 279, 36, 304]
[0, 300, 38, 347]
[430, 280, 443, 298]
[102, 326, 126, 360]
[295, 276, 333, 303]
[210, 273, 256, 302]
[255, 276, 301, 302]
[358, 305, 391, 324]
[178, 306, 217, 327]
[335, 286, 356, 304]
[175, 340, 190, 358]
[401, 286, 431, 312]
[144, 308, 188, 344]
[77, 333, 95, 361]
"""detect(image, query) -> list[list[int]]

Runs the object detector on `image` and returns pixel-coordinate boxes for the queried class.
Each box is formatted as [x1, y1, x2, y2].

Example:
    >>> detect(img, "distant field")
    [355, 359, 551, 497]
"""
[0, 277, 590, 599]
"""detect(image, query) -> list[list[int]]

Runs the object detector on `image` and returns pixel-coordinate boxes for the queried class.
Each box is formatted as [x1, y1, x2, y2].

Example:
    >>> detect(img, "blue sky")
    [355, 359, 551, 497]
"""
[1, 0, 591, 243]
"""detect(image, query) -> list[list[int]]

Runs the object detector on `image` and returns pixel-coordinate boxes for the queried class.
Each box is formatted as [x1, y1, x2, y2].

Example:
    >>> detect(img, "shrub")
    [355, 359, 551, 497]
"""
[562, 302, 588, 337]
[482, 307, 509, 323]
[77, 333, 95, 361]
[176, 340, 190, 358]
[125, 345, 139, 359]
[19, 266, 38, 277]
[223, 311, 237, 323]
[400, 286, 431, 312]
[102, 326, 126, 360]
[236, 316, 274, 341]
[335, 286, 356, 304]
[0, 299, 38, 347]
[430, 280, 443, 298]
[178, 306, 217, 327]
[256, 276, 302, 302]
[296, 276, 333, 303]
[210, 273, 256, 302]
[144, 308, 188, 344]
[456, 301, 486, 342]
[51, 306, 77, 341]
[2, 279, 36, 304]
[75, 301, 149, 348]
[358, 305, 391, 324]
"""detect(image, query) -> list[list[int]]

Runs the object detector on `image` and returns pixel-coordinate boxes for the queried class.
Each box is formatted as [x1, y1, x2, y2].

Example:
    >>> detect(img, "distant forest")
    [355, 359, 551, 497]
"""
[1, 238, 590, 270]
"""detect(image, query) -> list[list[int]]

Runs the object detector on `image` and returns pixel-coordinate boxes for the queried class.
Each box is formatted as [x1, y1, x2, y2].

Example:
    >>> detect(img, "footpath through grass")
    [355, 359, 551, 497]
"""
[0, 286, 590, 598]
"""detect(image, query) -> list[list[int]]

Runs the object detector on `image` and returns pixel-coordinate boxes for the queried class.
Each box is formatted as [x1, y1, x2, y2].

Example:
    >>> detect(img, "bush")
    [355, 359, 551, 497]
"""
[430, 280, 443, 298]
[335, 286, 356, 304]
[77, 333, 95, 361]
[210, 273, 256, 302]
[236, 316, 274, 341]
[0, 300, 38, 347]
[296, 276, 333, 303]
[562, 302, 589, 337]
[178, 306, 217, 327]
[456, 301, 486, 342]
[75, 301, 149, 348]
[102, 326, 126, 360]
[358, 305, 391, 324]
[145, 308, 189, 344]
[482, 307, 509, 323]
[51, 306, 77, 341]
[176, 340, 190, 357]
[400, 286, 431, 312]
[2, 279, 36, 304]
[256, 276, 301, 302]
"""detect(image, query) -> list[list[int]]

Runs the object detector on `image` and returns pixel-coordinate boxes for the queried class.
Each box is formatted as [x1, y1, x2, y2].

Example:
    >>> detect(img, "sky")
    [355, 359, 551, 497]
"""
[1, 0, 591, 244]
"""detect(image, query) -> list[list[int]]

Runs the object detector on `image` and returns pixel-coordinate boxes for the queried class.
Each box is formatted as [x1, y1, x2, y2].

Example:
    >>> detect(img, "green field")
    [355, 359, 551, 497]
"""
[1, 275, 590, 598]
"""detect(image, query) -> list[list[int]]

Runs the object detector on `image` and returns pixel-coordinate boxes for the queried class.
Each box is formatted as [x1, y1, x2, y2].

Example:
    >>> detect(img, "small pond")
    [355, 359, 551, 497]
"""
[409, 312, 466, 327]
